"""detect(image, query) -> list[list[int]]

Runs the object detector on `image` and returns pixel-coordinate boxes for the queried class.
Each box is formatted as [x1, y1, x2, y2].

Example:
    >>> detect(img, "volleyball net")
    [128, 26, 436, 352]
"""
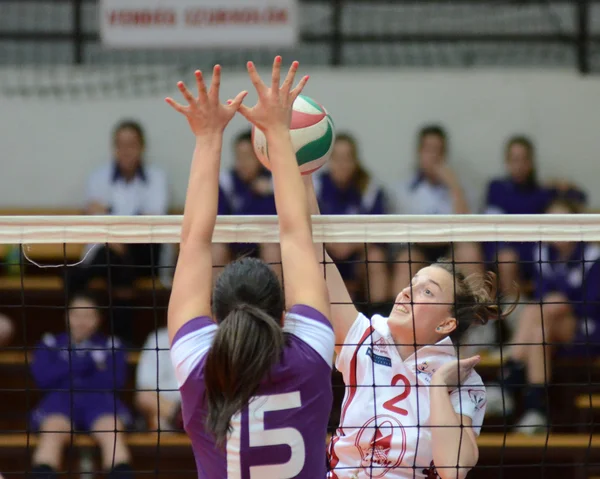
[1, 214, 600, 478]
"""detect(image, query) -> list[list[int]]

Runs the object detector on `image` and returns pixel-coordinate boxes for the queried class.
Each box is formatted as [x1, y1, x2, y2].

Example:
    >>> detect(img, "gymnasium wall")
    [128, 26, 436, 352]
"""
[1, 67, 598, 209]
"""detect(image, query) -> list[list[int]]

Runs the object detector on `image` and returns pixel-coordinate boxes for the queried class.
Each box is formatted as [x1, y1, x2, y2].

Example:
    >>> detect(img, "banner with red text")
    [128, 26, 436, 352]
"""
[99, 0, 298, 48]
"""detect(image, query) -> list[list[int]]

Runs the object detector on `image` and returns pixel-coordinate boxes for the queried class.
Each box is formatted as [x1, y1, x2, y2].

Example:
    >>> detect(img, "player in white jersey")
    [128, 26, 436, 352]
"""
[303, 177, 515, 479]
[166, 58, 334, 478]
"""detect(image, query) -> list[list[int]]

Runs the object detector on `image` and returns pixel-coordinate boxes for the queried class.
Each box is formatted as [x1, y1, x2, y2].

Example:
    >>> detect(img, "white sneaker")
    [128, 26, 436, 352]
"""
[515, 409, 547, 435]
[485, 383, 514, 417]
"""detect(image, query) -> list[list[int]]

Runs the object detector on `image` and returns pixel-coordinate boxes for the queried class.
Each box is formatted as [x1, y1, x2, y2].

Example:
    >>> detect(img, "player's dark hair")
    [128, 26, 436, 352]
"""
[432, 259, 518, 345]
[204, 257, 285, 447]
[234, 129, 252, 146]
[505, 135, 537, 186]
[417, 124, 448, 155]
[113, 119, 146, 148]
[335, 132, 371, 194]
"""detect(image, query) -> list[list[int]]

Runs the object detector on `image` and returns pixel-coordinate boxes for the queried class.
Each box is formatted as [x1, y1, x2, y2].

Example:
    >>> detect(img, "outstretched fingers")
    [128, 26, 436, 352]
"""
[271, 56, 282, 92]
[247, 61, 267, 97]
[177, 80, 196, 106]
[228, 90, 248, 110]
[208, 65, 221, 102]
[290, 74, 309, 101]
[165, 97, 186, 114]
[281, 60, 299, 95]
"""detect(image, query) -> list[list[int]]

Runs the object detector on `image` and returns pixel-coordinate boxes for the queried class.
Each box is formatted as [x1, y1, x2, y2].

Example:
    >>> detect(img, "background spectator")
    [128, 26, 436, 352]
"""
[314, 133, 390, 310]
[29, 292, 133, 478]
[391, 124, 483, 293]
[212, 130, 281, 279]
[135, 325, 182, 432]
[486, 198, 600, 433]
[484, 135, 587, 296]
[67, 120, 170, 342]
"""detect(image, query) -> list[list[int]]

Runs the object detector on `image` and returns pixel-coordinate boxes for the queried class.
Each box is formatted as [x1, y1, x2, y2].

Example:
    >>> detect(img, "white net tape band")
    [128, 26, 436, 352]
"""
[1, 214, 600, 244]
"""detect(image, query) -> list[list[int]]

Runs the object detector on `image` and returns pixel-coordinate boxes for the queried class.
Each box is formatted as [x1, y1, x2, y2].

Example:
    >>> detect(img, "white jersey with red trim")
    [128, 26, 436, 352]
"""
[328, 313, 486, 479]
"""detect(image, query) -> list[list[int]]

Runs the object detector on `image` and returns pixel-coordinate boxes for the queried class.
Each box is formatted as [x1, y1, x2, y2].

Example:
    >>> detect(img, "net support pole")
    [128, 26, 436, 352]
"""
[577, 0, 590, 75]
[330, 0, 343, 66]
[72, 0, 84, 65]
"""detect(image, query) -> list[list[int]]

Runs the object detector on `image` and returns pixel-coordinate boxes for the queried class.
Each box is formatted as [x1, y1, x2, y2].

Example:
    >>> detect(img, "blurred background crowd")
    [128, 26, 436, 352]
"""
[1, 1, 600, 478]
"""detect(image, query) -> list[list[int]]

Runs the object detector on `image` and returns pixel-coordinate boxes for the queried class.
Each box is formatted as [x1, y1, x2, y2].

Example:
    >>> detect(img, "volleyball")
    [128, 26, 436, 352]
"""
[252, 95, 335, 175]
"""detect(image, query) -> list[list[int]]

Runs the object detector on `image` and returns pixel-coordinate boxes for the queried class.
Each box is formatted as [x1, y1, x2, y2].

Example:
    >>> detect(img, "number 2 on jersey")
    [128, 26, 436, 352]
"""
[383, 374, 411, 416]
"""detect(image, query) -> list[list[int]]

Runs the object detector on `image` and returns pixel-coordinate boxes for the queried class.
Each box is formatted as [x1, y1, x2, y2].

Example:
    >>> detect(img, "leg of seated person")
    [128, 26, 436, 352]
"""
[33, 414, 72, 470]
[497, 248, 521, 297]
[326, 243, 363, 300]
[135, 391, 179, 432]
[135, 390, 160, 431]
[0, 313, 14, 346]
[391, 246, 427, 298]
[508, 293, 576, 432]
[90, 415, 131, 472]
[362, 245, 389, 305]
[260, 243, 282, 283]
[513, 293, 575, 384]
[454, 242, 484, 276]
[211, 243, 231, 283]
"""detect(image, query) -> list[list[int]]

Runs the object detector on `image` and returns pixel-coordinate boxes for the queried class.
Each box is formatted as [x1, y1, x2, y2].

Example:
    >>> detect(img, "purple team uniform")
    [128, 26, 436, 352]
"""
[484, 178, 587, 277]
[170, 304, 334, 479]
[218, 170, 276, 256]
[314, 172, 387, 279]
[533, 242, 600, 354]
[30, 333, 131, 431]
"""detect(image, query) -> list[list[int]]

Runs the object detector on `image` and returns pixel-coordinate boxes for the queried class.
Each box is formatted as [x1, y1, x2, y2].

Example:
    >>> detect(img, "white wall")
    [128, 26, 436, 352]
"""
[1, 67, 599, 209]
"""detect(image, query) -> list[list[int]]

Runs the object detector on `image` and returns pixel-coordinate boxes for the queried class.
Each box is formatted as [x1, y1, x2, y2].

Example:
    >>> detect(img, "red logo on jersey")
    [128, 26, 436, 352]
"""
[355, 415, 407, 478]
[468, 389, 487, 411]
[372, 337, 388, 354]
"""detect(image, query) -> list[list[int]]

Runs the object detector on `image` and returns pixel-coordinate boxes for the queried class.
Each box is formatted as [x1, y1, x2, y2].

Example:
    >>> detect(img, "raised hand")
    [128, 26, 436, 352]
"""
[431, 355, 481, 390]
[165, 65, 247, 137]
[238, 56, 309, 133]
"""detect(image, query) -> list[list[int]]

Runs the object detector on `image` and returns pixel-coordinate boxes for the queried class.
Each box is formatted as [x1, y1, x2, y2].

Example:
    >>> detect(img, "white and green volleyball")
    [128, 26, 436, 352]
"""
[252, 95, 335, 175]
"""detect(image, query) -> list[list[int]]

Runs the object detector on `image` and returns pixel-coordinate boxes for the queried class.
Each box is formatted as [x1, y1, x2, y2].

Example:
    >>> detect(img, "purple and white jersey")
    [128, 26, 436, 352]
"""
[170, 304, 334, 479]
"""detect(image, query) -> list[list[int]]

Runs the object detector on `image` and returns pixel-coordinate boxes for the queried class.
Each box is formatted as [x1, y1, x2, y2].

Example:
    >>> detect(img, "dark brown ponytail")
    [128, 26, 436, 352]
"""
[203, 303, 285, 447]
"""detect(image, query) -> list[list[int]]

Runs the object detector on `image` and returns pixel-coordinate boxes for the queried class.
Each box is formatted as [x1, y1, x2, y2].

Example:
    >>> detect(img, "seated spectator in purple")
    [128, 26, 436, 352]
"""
[212, 130, 281, 276]
[0, 313, 13, 346]
[391, 124, 482, 294]
[484, 135, 587, 295]
[487, 198, 600, 434]
[29, 292, 133, 479]
[135, 325, 182, 432]
[314, 133, 389, 306]
[67, 120, 169, 342]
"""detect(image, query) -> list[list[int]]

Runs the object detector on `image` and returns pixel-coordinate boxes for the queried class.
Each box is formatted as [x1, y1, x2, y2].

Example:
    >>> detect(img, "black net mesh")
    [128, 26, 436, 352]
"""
[0, 232, 599, 478]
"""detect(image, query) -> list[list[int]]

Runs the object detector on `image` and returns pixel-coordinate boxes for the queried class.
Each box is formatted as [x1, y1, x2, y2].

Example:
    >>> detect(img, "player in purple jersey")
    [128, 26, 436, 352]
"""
[165, 57, 334, 478]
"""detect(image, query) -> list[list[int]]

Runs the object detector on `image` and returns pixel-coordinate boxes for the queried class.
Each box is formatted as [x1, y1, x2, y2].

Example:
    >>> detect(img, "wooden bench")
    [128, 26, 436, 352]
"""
[575, 394, 600, 410]
[0, 432, 596, 450]
[0, 276, 165, 291]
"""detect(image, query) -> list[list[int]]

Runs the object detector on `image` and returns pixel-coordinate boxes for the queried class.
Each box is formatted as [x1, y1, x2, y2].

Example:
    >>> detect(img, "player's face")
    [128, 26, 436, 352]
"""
[330, 140, 357, 187]
[388, 266, 455, 343]
[506, 143, 532, 184]
[68, 297, 101, 344]
[114, 128, 144, 176]
[235, 140, 262, 183]
[418, 134, 445, 174]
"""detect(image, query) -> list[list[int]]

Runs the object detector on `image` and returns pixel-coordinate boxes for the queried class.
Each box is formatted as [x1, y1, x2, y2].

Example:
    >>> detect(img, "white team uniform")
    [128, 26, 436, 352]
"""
[328, 313, 487, 479]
